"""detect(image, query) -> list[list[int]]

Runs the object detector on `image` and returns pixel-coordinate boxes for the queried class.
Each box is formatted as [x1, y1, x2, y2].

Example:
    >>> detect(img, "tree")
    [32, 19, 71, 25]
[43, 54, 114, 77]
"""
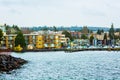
[89, 30, 93, 33]
[81, 26, 89, 34]
[42, 27, 48, 31]
[104, 33, 107, 40]
[0, 29, 3, 46]
[15, 32, 26, 49]
[109, 23, 115, 39]
[62, 30, 74, 41]
[104, 33, 107, 45]
[12, 25, 21, 32]
[89, 35, 94, 45]
[81, 34, 88, 39]
[53, 26, 57, 32]
[97, 29, 101, 35]
[101, 29, 104, 33]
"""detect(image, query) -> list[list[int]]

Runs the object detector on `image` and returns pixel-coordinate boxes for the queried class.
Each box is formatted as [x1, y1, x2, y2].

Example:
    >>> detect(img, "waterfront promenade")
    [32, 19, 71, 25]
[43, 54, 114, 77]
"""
[0, 47, 120, 53]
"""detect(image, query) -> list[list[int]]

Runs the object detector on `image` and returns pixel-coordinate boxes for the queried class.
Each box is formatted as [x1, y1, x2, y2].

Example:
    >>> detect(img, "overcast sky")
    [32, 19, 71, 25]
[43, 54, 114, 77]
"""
[0, 0, 120, 28]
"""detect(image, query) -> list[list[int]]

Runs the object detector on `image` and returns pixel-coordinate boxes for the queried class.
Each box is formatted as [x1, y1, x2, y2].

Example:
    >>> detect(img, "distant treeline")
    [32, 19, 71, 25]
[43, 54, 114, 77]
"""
[24, 26, 112, 32]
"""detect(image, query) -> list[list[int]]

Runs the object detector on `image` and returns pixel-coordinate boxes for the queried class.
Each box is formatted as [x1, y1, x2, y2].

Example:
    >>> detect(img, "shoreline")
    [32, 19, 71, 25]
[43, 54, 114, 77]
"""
[0, 48, 120, 53]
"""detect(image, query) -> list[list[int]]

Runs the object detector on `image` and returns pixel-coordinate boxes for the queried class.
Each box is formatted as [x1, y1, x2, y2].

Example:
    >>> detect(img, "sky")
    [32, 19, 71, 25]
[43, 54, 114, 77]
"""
[0, 0, 120, 28]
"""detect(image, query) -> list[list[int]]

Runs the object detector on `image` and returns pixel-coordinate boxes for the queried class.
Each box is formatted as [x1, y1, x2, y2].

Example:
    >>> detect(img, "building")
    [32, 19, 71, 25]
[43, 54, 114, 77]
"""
[2, 34, 38, 49]
[2, 31, 69, 49]
[70, 31, 81, 38]
[36, 35, 44, 49]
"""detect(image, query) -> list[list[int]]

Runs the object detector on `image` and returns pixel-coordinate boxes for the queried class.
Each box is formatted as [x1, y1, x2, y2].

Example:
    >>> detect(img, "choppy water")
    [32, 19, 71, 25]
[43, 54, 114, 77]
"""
[0, 51, 120, 80]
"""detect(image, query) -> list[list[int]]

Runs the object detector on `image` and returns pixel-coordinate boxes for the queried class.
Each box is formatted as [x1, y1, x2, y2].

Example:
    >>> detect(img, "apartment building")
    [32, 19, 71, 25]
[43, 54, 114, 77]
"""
[3, 34, 38, 49]
[2, 31, 69, 49]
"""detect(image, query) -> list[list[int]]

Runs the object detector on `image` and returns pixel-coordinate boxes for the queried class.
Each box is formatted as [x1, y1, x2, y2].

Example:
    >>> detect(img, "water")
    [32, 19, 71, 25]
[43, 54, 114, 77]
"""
[0, 51, 120, 80]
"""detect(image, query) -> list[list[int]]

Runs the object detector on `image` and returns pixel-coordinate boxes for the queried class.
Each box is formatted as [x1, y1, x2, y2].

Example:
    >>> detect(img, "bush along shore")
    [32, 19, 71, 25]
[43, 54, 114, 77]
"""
[0, 54, 27, 72]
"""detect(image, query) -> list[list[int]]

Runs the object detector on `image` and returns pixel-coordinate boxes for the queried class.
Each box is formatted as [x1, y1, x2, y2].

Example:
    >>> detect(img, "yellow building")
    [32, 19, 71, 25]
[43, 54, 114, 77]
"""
[54, 34, 61, 48]
[2, 32, 69, 50]
[44, 34, 57, 49]
[2, 34, 43, 49]
[3, 34, 16, 49]
[36, 35, 44, 49]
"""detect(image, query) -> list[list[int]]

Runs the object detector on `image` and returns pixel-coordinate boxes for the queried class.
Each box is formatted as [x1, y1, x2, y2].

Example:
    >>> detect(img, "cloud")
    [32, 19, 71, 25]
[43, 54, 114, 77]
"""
[0, 0, 120, 28]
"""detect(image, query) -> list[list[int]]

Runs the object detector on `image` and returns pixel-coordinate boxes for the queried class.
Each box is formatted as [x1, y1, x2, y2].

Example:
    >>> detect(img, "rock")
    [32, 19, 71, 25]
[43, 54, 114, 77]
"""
[0, 54, 27, 72]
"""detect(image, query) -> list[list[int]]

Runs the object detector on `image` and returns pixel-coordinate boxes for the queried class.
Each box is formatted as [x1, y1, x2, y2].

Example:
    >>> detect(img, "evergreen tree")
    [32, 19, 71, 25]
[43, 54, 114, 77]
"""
[62, 30, 74, 41]
[89, 30, 93, 33]
[104, 33, 107, 45]
[42, 27, 48, 31]
[104, 33, 107, 40]
[81, 34, 88, 39]
[89, 35, 94, 45]
[97, 29, 101, 35]
[101, 29, 104, 33]
[53, 26, 57, 32]
[0, 29, 3, 45]
[15, 32, 26, 49]
[81, 26, 89, 34]
[12, 25, 21, 32]
[109, 23, 115, 39]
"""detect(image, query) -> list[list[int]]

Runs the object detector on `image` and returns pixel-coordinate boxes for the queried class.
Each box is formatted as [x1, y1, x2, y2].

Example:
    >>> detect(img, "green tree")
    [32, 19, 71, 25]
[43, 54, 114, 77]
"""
[81, 34, 88, 39]
[89, 30, 93, 33]
[109, 23, 115, 39]
[89, 35, 94, 45]
[42, 27, 48, 31]
[12, 25, 21, 32]
[104, 33, 107, 45]
[104, 33, 107, 40]
[62, 30, 74, 41]
[4, 24, 10, 30]
[101, 29, 104, 33]
[53, 26, 57, 32]
[81, 26, 89, 34]
[15, 32, 26, 49]
[0, 29, 3, 46]
[97, 29, 101, 35]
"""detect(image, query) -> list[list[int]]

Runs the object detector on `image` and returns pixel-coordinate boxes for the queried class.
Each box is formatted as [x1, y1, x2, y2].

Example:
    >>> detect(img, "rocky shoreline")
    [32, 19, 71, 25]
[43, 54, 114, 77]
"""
[0, 54, 27, 72]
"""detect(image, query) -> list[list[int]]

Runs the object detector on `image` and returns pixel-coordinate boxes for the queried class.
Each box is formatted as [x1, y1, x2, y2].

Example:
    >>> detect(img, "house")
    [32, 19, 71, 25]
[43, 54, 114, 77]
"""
[70, 31, 81, 38]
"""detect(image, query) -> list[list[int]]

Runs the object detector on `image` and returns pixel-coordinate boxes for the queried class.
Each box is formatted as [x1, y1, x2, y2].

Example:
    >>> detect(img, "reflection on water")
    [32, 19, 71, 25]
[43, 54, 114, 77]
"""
[0, 51, 120, 80]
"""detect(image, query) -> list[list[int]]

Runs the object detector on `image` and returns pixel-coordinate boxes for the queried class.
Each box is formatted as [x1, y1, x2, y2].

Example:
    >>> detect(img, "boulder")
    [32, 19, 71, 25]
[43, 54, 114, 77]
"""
[0, 55, 27, 72]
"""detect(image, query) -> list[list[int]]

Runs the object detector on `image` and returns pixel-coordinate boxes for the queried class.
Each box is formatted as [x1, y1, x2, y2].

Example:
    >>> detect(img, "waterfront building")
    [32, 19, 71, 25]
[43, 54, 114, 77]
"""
[72, 39, 89, 49]
[2, 34, 38, 49]
[2, 34, 16, 48]
[43, 32, 69, 49]
[36, 35, 44, 49]
[24, 34, 38, 49]
[2, 31, 69, 49]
